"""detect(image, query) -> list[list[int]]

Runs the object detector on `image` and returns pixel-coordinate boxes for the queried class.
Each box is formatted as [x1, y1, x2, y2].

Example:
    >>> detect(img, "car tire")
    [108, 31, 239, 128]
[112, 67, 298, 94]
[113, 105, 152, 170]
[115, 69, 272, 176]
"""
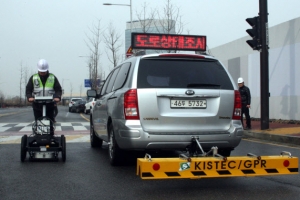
[61, 135, 66, 162]
[69, 107, 71, 112]
[20, 135, 27, 162]
[90, 120, 103, 148]
[108, 124, 123, 166]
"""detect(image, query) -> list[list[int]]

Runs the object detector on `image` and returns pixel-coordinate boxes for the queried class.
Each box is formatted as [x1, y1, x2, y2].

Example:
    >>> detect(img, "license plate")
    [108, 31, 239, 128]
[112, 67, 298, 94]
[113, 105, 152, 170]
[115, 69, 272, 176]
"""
[170, 99, 207, 108]
[40, 146, 47, 152]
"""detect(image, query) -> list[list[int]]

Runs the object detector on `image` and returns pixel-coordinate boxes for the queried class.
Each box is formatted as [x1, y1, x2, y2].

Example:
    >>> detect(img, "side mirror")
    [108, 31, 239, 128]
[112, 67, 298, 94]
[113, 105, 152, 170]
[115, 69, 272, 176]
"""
[87, 89, 97, 98]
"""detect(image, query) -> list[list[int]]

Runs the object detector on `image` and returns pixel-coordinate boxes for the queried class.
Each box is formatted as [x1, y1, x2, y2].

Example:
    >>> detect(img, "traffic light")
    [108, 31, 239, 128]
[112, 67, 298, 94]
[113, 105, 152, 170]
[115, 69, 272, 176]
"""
[246, 16, 261, 50]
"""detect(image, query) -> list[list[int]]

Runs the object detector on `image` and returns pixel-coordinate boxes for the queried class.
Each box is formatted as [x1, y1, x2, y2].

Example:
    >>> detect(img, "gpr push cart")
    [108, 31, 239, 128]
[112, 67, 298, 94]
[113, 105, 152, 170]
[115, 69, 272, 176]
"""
[20, 96, 66, 162]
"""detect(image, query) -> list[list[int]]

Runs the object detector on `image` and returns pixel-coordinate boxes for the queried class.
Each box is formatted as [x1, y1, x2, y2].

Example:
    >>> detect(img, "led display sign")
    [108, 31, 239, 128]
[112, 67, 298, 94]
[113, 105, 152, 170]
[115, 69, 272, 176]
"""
[131, 33, 206, 51]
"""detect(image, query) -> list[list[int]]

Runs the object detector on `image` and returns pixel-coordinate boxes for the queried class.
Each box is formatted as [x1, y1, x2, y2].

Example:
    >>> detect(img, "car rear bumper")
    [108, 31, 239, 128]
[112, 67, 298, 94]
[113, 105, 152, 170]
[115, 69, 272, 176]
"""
[113, 119, 243, 151]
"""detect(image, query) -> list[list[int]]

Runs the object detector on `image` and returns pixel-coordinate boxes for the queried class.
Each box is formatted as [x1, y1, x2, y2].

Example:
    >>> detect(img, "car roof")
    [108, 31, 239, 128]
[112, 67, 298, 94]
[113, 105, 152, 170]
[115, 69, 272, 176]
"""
[126, 52, 217, 61]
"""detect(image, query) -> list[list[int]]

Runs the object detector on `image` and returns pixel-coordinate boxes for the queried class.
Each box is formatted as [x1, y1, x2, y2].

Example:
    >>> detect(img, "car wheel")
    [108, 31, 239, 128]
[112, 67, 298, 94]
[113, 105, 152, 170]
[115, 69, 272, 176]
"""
[108, 124, 123, 166]
[61, 135, 66, 162]
[90, 120, 103, 148]
[69, 107, 71, 112]
[20, 135, 27, 162]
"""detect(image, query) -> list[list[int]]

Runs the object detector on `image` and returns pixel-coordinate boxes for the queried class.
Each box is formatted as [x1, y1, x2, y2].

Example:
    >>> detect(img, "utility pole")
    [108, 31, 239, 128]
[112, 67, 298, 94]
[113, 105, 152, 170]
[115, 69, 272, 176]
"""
[259, 0, 269, 130]
[246, 0, 269, 130]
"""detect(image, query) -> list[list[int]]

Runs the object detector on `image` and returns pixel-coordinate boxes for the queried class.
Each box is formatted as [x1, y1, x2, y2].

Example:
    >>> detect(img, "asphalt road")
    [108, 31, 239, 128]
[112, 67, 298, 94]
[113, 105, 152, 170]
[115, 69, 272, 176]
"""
[1, 140, 300, 200]
[0, 106, 300, 200]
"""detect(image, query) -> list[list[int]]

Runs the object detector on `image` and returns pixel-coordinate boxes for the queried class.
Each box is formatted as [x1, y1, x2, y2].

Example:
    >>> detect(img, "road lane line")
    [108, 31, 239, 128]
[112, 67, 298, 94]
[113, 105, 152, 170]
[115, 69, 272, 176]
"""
[80, 113, 90, 122]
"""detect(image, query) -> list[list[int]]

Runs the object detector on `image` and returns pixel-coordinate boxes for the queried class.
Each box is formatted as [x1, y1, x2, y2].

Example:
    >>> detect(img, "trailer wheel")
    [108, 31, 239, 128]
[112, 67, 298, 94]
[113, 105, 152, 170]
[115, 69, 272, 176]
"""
[61, 135, 66, 162]
[20, 135, 27, 162]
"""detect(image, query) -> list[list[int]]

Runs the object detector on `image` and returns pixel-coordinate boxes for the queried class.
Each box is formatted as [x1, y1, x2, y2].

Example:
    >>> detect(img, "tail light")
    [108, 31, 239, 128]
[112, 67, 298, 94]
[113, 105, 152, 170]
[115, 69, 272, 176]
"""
[92, 102, 95, 107]
[232, 90, 242, 120]
[124, 89, 139, 120]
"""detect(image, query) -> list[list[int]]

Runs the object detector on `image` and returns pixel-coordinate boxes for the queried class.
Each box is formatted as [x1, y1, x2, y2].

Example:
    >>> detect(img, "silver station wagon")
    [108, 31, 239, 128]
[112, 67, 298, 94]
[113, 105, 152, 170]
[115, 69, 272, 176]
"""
[87, 34, 243, 165]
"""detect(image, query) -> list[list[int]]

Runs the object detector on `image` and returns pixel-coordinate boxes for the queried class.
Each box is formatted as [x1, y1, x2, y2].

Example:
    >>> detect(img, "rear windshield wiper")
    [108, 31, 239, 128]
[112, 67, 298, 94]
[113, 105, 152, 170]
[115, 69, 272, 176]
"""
[186, 83, 221, 89]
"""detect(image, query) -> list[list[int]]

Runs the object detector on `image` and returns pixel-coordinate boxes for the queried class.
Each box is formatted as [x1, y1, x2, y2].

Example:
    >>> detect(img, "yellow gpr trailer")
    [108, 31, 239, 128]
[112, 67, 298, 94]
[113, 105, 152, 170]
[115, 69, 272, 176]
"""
[137, 138, 298, 179]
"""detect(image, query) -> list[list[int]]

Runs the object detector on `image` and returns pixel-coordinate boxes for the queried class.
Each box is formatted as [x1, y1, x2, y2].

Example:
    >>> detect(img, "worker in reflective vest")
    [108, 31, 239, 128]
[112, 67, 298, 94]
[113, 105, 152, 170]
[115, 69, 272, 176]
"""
[26, 59, 62, 135]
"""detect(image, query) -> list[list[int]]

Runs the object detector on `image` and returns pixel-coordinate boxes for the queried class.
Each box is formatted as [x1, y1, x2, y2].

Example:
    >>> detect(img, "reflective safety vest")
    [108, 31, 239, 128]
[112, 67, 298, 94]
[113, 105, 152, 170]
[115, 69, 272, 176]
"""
[32, 73, 55, 97]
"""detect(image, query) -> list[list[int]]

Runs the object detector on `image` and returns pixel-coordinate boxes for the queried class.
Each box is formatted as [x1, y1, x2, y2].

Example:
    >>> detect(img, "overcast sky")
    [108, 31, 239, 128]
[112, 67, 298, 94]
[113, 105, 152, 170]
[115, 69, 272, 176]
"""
[1, 0, 300, 98]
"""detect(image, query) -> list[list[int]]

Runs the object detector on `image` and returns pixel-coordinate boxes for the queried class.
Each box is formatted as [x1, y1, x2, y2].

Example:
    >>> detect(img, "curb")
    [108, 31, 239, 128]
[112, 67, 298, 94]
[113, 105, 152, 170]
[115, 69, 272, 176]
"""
[243, 131, 300, 146]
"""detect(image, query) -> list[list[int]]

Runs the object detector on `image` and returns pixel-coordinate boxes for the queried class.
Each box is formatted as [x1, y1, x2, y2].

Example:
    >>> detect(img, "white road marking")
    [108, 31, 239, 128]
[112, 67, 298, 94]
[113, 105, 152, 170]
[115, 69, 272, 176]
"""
[55, 126, 62, 131]
[0, 135, 90, 144]
[60, 123, 73, 126]
[20, 126, 33, 132]
[67, 135, 90, 143]
[0, 127, 11, 132]
[15, 123, 31, 127]
[73, 126, 88, 131]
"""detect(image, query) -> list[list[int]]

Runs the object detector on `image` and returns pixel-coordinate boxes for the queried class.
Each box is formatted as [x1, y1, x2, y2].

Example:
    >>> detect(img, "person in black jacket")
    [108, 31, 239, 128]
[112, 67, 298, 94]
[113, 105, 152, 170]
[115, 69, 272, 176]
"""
[26, 59, 62, 135]
[238, 77, 251, 130]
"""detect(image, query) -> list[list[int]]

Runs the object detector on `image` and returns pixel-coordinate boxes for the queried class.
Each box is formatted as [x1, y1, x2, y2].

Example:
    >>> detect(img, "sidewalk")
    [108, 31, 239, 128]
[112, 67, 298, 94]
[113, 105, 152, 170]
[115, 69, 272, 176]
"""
[243, 119, 300, 145]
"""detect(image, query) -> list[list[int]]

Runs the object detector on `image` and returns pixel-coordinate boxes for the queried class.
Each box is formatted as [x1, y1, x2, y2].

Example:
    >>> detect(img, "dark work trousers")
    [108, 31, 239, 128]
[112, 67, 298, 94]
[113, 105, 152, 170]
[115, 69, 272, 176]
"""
[54, 106, 58, 118]
[33, 103, 55, 135]
[241, 106, 251, 128]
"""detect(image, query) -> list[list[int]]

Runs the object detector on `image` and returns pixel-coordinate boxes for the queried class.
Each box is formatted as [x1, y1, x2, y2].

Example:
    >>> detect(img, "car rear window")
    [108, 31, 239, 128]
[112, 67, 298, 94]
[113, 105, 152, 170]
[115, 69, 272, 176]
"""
[137, 59, 233, 90]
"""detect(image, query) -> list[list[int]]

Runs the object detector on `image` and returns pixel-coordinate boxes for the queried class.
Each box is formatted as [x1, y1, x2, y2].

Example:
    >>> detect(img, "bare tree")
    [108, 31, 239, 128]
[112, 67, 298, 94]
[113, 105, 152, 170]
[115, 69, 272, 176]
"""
[19, 63, 24, 105]
[79, 83, 83, 97]
[23, 66, 29, 105]
[70, 83, 73, 98]
[103, 22, 122, 68]
[155, 0, 184, 35]
[134, 2, 156, 33]
[85, 20, 103, 90]
[0, 90, 5, 108]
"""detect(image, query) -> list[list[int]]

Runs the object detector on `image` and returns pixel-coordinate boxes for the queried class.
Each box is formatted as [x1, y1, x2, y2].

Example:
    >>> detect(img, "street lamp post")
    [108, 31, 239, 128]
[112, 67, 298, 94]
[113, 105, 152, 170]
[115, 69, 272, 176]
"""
[103, 0, 132, 32]
[62, 79, 69, 94]
[61, 79, 69, 106]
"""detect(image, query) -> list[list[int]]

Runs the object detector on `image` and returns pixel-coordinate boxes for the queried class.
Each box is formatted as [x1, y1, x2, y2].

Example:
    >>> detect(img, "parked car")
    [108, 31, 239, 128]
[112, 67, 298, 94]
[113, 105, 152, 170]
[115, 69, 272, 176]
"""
[70, 100, 86, 113]
[87, 33, 243, 166]
[84, 98, 96, 114]
[68, 98, 82, 112]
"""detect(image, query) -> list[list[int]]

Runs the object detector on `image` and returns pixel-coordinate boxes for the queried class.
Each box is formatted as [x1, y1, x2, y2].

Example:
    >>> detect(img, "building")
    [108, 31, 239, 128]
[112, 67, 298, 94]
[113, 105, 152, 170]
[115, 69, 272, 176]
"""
[125, 19, 176, 53]
[210, 17, 300, 120]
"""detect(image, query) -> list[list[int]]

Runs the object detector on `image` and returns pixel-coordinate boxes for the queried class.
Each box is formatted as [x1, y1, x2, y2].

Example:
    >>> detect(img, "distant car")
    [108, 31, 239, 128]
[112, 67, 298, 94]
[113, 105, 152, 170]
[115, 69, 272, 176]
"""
[70, 100, 86, 113]
[68, 98, 82, 112]
[84, 98, 96, 114]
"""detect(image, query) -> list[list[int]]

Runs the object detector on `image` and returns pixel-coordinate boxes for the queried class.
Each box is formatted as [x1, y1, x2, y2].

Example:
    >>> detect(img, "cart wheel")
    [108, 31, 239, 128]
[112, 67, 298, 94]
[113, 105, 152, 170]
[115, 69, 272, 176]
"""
[61, 135, 66, 162]
[20, 135, 27, 162]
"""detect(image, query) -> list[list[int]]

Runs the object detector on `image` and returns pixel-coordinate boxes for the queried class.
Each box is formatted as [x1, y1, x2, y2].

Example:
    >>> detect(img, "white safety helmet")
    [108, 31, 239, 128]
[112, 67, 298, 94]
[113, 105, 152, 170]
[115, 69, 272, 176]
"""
[37, 59, 49, 72]
[237, 77, 244, 83]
